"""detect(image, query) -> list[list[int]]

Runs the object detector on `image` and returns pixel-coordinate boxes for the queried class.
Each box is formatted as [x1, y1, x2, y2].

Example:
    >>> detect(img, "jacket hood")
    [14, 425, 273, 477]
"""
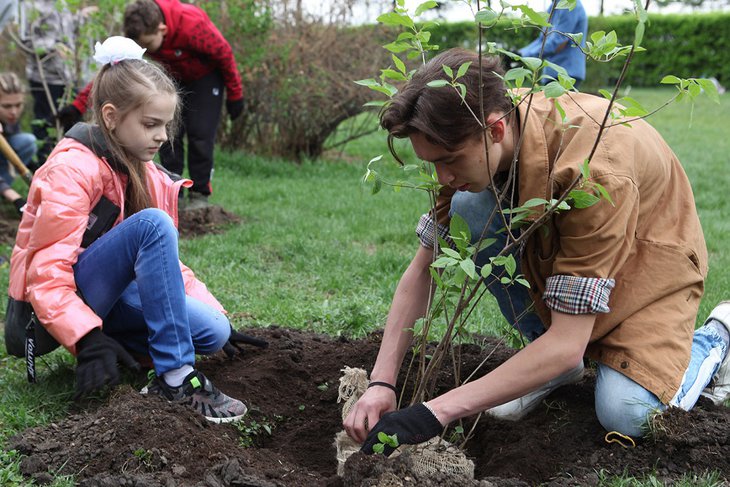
[65, 123, 127, 175]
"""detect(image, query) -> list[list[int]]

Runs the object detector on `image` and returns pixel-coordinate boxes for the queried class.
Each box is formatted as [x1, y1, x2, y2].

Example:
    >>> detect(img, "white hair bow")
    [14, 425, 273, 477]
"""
[93, 36, 147, 66]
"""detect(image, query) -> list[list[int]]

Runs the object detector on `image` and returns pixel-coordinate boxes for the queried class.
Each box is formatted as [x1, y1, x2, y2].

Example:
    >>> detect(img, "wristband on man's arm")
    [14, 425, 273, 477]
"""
[368, 381, 398, 394]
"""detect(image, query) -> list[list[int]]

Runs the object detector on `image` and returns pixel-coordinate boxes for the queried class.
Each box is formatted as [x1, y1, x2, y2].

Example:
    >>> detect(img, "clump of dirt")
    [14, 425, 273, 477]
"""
[177, 205, 241, 238]
[6, 327, 730, 486]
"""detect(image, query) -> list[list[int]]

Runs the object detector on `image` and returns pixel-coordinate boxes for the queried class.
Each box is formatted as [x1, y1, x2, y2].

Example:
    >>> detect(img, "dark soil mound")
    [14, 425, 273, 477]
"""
[7, 327, 730, 486]
[177, 205, 241, 238]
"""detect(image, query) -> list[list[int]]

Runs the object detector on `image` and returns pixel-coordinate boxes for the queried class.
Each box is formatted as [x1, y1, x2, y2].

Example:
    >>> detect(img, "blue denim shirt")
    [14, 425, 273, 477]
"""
[519, 0, 588, 82]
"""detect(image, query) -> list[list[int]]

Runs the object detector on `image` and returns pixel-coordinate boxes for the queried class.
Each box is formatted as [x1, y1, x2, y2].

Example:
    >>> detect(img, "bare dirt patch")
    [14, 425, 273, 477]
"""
[4, 204, 730, 486]
[6, 326, 730, 486]
[177, 205, 242, 238]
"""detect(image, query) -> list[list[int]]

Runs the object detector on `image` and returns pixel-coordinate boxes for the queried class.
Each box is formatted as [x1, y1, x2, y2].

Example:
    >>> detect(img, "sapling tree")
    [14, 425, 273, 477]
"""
[358, 0, 718, 449]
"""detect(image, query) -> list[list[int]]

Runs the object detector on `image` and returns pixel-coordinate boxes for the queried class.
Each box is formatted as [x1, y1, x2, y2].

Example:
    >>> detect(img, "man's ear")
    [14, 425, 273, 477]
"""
[158, 23, 168, 36]
[485, 114, 506, 144]
[101, 103, 117, 131]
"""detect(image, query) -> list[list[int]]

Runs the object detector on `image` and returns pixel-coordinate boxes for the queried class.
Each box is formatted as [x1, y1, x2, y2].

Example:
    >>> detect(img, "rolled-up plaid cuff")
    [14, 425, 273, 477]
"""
[416, 213, 455, 250]
[543, 275, 615, 314]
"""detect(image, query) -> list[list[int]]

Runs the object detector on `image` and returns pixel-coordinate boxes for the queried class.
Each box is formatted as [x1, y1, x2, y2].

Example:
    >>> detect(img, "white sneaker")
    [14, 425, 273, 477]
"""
[700, 301, 730, 405]
[487, 362, 585, 421]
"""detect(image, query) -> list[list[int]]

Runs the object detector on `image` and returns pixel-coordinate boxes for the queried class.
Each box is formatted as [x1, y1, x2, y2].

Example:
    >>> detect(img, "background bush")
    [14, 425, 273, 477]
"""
[1, 4, 727, 158]
[425, 12, 730, 90]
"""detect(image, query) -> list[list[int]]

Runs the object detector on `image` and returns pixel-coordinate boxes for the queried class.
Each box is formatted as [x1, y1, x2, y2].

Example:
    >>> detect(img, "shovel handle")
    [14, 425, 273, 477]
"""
[0, 133, 33, 185]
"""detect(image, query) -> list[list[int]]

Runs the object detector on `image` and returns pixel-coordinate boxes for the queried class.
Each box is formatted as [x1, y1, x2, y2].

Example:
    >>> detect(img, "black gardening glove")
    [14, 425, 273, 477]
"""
[74, 328, 141, 399]
[13, 197, 26, 215]
[57, 105, 82, 132]
[226, 98, 245, 121]
[361, 403, 443, 456]
[222, 326, 269, 359]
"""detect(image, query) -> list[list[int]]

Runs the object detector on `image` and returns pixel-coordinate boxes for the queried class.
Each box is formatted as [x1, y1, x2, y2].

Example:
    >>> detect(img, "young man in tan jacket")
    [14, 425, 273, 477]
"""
[344, 49, 730, 452]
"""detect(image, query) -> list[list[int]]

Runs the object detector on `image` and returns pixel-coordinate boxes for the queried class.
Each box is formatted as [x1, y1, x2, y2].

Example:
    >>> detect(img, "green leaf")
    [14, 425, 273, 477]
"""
[372, 178, 382, 195]
[427, 79, 450, 88]
[516, 278, 531, 288]
[521, 198, 550, 208]
[382, 69, 407, 81]
[521, 56, 542, 72]
[542, 81, 566, 98]
[354, 78, 379, 87]
[555, 99, 567, 123]
[504, 254, 517, 277]
[372, 443, 384, 454]
[688, 82, 701, 98]
[392, 54, 407, 75]
[429, 267, 445, 288]
[569, 189, 600, 208]
[598, 89, 613, 100]
[449, 213, 471, 243]
[660, 75, 681, 85]
[377, 432, 391, 443]
[415, 0, 438, 16]
[593, 182, 614, 206]
[480, 263, 493, 279]
[504, 67, 532, 82]
[383, 41, 411, 54]
[460, 259, 477, 279]
[441, 248, 461, 259]
[432, 256, 458, 268]
[377, 12, 414, 29]
[514, 5, 549, 27]
[456, 61, 472, 79]
[580, 159, 590, 180]
[475, 8, 498, 24]
[363, 100, 388, 108]
[442, 65, 454, 78]
[634, 20, 645, 47]
[696, 78, 720, 103]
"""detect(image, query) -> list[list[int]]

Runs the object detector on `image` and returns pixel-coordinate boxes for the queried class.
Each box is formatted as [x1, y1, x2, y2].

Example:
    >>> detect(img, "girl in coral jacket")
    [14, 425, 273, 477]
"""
[6, 37, 247, 424]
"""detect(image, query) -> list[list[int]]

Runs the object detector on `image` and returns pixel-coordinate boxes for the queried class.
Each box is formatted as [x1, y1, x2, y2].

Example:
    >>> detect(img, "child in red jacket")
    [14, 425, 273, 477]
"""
[60, 0, 244, 210]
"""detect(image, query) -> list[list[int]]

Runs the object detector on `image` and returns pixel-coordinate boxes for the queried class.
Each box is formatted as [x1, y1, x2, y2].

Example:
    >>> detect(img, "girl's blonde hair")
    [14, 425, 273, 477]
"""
[0, 72, 26, 96]
[90, 59, 179, 215]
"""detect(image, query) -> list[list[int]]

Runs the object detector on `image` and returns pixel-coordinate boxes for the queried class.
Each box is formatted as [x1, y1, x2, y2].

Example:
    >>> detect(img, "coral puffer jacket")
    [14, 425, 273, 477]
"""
[8, 128, 225, 354]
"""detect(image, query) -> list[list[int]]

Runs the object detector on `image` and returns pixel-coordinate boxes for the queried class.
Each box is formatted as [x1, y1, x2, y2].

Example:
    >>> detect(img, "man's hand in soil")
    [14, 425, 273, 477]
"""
[74, 328, 141, 399]
[222, 326, 269, 359]
[360, 403, 443, 456]
[344, 385, 400, 444]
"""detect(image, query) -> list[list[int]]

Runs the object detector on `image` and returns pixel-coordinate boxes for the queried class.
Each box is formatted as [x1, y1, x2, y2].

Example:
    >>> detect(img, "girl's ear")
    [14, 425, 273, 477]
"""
[101, 103, 117, 131]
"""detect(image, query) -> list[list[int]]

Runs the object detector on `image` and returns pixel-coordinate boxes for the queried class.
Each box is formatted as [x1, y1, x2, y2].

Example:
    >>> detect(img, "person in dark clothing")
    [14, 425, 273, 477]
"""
[59, 0, 245, 209]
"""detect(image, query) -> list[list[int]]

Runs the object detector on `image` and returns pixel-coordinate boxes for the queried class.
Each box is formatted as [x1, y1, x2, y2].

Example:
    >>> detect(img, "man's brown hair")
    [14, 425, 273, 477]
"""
[123, 0, 164, 40]
[381, 48, 512, 163]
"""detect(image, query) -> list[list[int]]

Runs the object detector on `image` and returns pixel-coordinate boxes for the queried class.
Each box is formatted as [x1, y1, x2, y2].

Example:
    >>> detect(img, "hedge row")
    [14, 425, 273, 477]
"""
[422, 12, 730, 89]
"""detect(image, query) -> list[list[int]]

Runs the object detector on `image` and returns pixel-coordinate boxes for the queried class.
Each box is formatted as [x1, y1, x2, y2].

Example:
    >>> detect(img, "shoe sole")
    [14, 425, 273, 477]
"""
[205, 407, 248, 424]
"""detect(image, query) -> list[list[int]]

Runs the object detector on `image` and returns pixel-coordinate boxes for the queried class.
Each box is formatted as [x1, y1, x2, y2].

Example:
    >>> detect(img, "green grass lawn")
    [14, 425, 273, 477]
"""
[0, 86, 727, 485]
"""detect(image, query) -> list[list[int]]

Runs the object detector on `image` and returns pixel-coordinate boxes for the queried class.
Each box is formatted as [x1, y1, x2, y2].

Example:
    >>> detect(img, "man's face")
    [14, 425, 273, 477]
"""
[0, 93, 25, 126]
[136, 24, 166, 53]
[409, 132, 501, 193]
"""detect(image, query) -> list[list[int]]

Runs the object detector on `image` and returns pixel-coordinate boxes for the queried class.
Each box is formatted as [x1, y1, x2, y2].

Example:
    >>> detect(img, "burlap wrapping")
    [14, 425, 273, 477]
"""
[334, 366, 474, 480]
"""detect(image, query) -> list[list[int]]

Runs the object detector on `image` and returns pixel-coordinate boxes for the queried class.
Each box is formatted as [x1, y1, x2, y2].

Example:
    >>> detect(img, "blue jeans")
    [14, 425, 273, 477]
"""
[451, 189, 727, 437]
[72, 208, 229, 375]
[0, 132, 36, 185]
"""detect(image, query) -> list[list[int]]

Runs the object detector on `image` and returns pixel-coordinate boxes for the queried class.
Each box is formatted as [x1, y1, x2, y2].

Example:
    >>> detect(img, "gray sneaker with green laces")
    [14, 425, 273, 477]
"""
[141, 370, 247, 423]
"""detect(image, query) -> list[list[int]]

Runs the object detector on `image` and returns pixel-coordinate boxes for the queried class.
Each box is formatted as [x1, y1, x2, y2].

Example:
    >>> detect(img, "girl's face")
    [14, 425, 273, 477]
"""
[0, 93, 25, 126]
[104, 92, 177, 163]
